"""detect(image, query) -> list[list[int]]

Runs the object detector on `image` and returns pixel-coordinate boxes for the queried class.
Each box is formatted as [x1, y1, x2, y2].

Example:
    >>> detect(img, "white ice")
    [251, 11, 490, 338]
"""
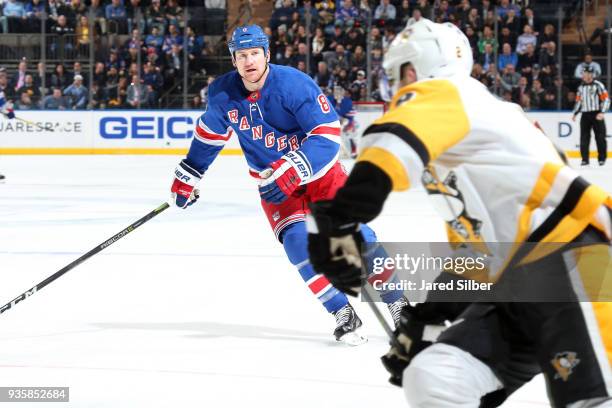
[0, 155, 609, 408]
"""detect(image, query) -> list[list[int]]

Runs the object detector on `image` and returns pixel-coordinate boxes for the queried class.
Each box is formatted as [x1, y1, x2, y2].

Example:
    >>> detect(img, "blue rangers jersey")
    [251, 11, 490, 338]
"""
[185, 64, 341, 182]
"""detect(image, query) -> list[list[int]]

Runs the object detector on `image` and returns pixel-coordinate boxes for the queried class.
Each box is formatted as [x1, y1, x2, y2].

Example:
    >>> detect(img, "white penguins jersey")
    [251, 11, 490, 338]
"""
[358, 75, 612, 281]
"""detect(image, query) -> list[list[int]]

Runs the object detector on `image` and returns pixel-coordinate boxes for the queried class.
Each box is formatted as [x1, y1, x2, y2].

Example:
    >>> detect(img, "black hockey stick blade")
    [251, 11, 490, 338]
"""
[0, 202, 170, 315]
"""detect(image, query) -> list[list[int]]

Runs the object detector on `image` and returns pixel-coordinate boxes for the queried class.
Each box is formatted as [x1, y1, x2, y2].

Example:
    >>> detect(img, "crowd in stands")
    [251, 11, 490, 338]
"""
[264, 0, 602, 110]
[0, 0, 605, 110]
[0, 0, 212, 109]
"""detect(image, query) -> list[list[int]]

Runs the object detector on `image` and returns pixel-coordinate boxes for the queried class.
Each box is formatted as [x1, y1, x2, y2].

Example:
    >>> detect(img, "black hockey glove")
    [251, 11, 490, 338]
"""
[307, 200, 365, 297]
[381, 303, 449, 387]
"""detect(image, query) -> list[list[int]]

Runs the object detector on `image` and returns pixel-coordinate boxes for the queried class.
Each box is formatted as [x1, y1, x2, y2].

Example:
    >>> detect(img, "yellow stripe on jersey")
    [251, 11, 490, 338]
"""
[592, 302, 612, 366]
[359, 146, 411, 191]
[372, 79, 471, 163]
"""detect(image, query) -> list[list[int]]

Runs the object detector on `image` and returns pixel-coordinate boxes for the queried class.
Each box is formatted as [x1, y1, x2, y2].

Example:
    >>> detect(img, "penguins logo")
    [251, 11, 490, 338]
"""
[551, 351, 580, 381]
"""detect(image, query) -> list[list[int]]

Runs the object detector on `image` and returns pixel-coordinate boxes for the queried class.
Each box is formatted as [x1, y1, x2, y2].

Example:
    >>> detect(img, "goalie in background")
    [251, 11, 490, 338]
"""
[307, 18, 612, 407]
[329, 85, 358, 159]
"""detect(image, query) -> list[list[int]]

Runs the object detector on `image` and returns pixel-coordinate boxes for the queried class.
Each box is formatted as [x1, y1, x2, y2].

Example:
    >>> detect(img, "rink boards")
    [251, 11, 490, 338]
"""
[0, 109, 610, 158]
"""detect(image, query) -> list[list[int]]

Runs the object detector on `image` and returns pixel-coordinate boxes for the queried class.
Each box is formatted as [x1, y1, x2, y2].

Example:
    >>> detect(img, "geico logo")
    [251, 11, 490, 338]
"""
[99, 116, 194, 139]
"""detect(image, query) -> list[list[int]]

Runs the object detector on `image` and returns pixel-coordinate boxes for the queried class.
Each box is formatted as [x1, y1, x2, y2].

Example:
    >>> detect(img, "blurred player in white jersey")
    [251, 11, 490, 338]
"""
[307, 19, 612, 407]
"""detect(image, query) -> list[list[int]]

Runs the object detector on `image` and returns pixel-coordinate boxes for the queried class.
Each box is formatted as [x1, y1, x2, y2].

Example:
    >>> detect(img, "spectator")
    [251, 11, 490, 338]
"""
[539, 24, 556, 48]
[382, 25, 396, 52]
[574, 52, 602, 79]
[465, 7, 481, 33]
[520, 7, 537, 31]
[520, 93, 531, 111]
[33, 61, 49, 96]
[186, 26, 206, 72]
[106, 0, 128, 34]
[349, 70, 367, 100]
[271, 0, 296, 31]
[164, 43, 183, 84]
[50, 15, 75, 57]
[107, 75, 128, 108]
[145, 26, 164, 52]
[502, 8, 520, 33]
[15, 92, 34, 110]
[477, 26, 498, 55]
[11, 60, 28, 92]
[51, 63, 70, 90]
[541, 89, 557, 110]
[41, 87, 70, 110]
[371, 47, 383, 77]
[455, 0, 471, 28]
[164, 0, 183, 28]
[106, 49, 124, 72]
[499, 64, 520, 92]
[17, 74, 40, 104]
[142, 61, 164, 91]
[278, 44, 296, 67]
[314, 0, 335, 27]
[63, 0, 86, 26]
[313, 61, 333, 90]
[512, 75, 530, 104]
[162, 24, 183, 55]
[63, 74, 88, 109]
[497, 0, 520, 19]
[498, 26, 517, 50]
[294, 43, 309, 70]
[564, 91, 577, 111]
[516, 24, 537, 55]
[93, 62, 107, 87]
[47, 0, 60, 23]
[396, 0, 411, 27]
[538, 41, 558, 83]
[1, 0, 26, 33]
[311, 27, 327, 66]
[435, 0, 453, 22]
[24, 0, 45, 32]
[471, 63, 486, 82]
[335, 0, 359, 28]
[529, 78, 545, 109]
[517, 43, 537, 78]
[370, 26, 383, 50]
[90, 0, 107, 34]
[127, 75, 148, 108]
[299, 0, 319, 30]
[414, 0, 432, 19]
[0, 69, 14, 101]
[191, 94, 202, 109]
[146, 0, 166, 35]
[200, 75, 215, 110]
[350, 45, 367, 78]
[374, 0, 397, 24]
[329, 23, 348, 49]
[478, 42, 495, 71]
[325, 44, 350, 72]
[126, 0, 144, 34]
[498, 43, 518, 71]
[75, 14, 92, 57]
[345, 27, 365, 52]
[71, 61, 86, 86]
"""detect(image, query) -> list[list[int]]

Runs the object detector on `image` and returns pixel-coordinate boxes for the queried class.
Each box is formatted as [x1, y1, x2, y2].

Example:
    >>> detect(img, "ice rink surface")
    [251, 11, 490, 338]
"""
[0, 155, 610, 407]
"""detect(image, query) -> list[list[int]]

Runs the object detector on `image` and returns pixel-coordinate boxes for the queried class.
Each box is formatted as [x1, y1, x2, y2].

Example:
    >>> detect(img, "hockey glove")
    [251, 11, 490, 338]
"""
[4, 108, 14, 120]
[258, 151, 312, 204]
[170, 160, 202, 209]
[381, 303, 449, 386]
[306, 200, 364, 296]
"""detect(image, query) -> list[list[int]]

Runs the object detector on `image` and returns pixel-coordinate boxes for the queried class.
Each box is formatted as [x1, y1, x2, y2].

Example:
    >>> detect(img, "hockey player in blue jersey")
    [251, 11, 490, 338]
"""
[329, 86, 358, 159]
[0, 90, 15, 181]
[169, 24, 406, 344]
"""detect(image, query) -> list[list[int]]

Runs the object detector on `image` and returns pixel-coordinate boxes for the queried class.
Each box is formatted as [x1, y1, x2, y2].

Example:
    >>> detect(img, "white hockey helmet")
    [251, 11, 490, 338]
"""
[381, 19, 473, 99]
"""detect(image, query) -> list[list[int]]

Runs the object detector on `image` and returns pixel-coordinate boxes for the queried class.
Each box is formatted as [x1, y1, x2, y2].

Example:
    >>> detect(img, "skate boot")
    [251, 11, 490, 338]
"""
[387, 296, 409, 328]
[333, 304, 367, 346]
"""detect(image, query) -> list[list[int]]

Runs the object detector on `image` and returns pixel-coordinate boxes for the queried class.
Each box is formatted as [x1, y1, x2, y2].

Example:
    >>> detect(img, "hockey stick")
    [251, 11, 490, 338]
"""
[2, 112, 55, 132]
[0, 202, 170, 315]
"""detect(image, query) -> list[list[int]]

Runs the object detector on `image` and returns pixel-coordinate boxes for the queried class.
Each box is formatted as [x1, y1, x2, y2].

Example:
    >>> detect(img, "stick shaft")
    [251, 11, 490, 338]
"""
[0, 202, 170, 315]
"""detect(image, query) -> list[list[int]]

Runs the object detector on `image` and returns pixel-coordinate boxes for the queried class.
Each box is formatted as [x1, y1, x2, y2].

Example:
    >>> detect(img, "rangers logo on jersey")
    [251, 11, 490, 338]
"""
[228, 109, 239, 123]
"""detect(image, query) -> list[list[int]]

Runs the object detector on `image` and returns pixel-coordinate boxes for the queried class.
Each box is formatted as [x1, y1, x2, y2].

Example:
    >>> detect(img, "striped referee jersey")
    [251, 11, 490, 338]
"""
[573, 80, 610, 114]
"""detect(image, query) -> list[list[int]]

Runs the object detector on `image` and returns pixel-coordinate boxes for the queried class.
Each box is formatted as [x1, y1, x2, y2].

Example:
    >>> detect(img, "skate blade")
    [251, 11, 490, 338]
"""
[338, 331, 368, 346]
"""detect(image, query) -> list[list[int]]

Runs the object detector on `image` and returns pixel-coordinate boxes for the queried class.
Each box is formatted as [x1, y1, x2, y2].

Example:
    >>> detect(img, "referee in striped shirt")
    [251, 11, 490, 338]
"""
[572, 66, 610, 166]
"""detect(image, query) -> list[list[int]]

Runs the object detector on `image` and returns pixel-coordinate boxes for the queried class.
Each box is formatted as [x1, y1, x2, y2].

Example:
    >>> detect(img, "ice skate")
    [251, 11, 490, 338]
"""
[333, 304, 367, 346]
